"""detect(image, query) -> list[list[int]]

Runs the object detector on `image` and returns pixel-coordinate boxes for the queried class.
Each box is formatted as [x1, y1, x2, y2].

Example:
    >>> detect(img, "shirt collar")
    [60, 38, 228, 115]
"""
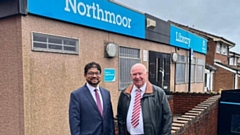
[86, 83, 99, 92]
[133, 82, 147, 93]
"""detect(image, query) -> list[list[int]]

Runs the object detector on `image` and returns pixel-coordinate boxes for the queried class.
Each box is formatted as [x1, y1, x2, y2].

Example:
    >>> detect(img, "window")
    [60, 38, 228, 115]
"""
[32, 32, 79, 54]
[216, 42, 228, 55]
[229, 57, 234, 65]
[176, 55, 187, 84]
[221, 44, 228, 55]
[119, 47, 140, 90]
[216, 42, 221, 53]
[197, 59, 204, 82]
[176, 56, 205, 84]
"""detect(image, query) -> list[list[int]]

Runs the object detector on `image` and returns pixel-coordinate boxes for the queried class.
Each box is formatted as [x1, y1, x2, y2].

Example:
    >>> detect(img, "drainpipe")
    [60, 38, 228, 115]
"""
[235, 73, 238, 89]
[209, 70, 212, 91]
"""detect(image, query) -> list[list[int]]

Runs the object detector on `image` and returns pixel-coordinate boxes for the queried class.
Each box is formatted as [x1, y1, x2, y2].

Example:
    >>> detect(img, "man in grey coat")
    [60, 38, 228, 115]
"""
[117, 63, 172, 135]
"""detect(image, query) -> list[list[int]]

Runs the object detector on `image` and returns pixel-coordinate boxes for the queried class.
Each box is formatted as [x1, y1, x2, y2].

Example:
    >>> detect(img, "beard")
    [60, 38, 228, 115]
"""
[86, 79, 100, 87]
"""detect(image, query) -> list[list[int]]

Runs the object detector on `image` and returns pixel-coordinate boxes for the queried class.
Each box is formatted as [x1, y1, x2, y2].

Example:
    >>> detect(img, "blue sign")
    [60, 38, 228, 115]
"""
[104, 68, 115, 82]
[28, 0, 145, 39]
[170, 25, 207, 54]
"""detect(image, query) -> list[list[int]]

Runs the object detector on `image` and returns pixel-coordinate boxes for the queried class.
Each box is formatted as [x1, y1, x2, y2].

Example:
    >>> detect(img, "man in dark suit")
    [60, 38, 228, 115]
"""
[69, 62, 115, 135]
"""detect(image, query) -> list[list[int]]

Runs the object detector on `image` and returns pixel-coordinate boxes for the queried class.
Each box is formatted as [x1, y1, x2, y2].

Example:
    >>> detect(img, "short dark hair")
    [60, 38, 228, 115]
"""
[84, 62, 102, 75]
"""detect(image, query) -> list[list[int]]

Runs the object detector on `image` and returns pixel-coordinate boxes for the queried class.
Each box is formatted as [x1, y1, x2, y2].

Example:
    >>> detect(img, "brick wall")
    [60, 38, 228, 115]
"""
[114, 118, 118, 135]
[205, 39, 229, 65]
[168, 95, 174, 115]
[206, 39, 216, 66]
[172, 95, 220, 135]
[207, 40, 229, 65]
[214, 66, 235, 92]
[215, 53, 229, 64]
[114, 93, 218, 135]
[171, 92, 216, 115]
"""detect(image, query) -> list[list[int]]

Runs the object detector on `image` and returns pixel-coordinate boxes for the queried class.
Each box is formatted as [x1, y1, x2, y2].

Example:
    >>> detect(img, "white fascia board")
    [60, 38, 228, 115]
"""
[205, 68, 210, 73]
[214, 62, 237, 74]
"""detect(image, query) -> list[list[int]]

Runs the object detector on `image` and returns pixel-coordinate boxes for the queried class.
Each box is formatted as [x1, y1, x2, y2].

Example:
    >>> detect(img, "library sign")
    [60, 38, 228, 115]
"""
[170, 25, 207, 54]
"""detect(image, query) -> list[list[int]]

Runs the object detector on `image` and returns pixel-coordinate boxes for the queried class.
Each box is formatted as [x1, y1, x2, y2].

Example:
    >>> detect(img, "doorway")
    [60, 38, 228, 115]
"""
[149, 51, 171, 94]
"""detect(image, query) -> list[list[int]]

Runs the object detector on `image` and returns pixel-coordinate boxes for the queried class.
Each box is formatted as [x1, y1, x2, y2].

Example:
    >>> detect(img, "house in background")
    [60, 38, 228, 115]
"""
[229, 51, 240, 67]
[228, 51, 240, 89]
[169, 21, 240, 92]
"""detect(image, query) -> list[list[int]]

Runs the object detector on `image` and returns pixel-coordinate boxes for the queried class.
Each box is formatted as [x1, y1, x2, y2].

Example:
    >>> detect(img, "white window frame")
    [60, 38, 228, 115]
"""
[229, 57, 234, 65]
[216, 42, 221, 54]
[221, 44, 227, 55]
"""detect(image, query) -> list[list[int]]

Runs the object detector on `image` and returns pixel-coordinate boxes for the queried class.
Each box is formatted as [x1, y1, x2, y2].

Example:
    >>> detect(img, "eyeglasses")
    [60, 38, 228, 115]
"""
[87, 72, 101, 76]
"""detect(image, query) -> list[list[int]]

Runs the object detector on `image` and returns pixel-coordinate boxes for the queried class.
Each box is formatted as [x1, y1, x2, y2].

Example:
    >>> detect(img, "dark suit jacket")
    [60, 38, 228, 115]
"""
[69, 84, 115, 135]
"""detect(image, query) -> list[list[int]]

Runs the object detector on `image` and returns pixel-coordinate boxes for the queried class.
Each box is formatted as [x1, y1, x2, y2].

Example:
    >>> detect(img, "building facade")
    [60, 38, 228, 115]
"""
[0, 0, 208, 135]
[169, 21, 240, 92]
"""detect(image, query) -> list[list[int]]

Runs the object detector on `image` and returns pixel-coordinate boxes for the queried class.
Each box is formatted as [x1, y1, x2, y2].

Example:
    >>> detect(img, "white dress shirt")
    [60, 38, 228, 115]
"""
[86, 83, 103, 110]
[126, 83, 146, 134]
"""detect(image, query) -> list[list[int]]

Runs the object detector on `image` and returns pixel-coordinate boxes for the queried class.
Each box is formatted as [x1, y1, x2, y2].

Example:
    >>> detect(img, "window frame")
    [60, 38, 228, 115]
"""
[196, 59, 204, 82]
[229, 57, 234, 65]
[221, 44, 228, 55]
[176, 55, 187, 84]
[32, 32, 79, 54]
[216, 42, 221, 54]
[118, 46, 140, 90]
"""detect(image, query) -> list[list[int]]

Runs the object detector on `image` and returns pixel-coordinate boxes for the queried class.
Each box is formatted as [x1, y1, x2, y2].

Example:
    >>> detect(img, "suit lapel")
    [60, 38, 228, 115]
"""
[83, 85, 100, 114]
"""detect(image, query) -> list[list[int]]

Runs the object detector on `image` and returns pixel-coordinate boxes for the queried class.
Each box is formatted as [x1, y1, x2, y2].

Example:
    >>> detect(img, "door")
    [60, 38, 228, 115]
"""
[149, 51, 171, 94]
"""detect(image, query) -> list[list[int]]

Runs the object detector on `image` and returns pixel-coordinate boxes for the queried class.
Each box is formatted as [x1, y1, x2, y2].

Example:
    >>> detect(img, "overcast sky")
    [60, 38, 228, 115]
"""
[114, 0, 240, 53]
